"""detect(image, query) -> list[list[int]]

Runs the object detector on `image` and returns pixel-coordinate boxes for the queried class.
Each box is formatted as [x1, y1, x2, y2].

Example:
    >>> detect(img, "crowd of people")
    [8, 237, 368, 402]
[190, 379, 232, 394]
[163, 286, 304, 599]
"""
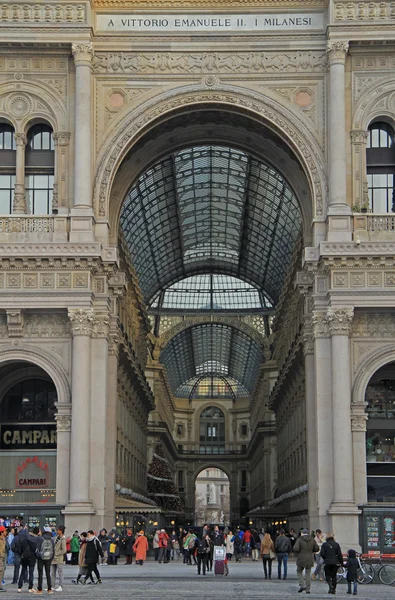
[0, 522, 359, 595]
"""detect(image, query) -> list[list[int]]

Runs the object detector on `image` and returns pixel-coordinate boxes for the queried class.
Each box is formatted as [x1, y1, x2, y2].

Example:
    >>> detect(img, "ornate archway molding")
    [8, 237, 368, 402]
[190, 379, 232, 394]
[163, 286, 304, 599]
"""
[353, 78, 395, 131]
[352, 343, 395, 407]
[93, 84, 326, 222]
[0, 344, 71, 405]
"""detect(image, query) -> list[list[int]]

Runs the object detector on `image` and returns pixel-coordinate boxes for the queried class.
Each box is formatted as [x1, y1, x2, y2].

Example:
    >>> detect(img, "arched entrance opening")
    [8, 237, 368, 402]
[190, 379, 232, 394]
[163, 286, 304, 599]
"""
[0, 360, 60, 529]
[195, 466, 230, 527]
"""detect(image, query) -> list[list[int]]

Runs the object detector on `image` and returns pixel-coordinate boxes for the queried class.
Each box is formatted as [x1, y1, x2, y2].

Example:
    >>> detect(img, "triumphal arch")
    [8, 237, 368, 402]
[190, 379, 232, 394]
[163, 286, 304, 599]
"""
[0, 0, 395, 552]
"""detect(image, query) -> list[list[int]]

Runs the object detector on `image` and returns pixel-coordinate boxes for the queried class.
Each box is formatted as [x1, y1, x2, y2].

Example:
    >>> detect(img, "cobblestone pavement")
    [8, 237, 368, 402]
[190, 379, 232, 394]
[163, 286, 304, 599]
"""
[3, 560, 393, 599]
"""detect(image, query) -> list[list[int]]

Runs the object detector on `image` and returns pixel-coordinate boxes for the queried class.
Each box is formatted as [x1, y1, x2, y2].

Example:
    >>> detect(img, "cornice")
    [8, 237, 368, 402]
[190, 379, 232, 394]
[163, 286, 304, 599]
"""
[93, 0, 326, 8]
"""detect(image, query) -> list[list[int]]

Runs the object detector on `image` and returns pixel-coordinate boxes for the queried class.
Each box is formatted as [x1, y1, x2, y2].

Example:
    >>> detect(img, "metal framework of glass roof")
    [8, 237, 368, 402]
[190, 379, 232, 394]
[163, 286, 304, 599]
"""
[149, 274, 272, 312]
[160, 323, 263, 398]
[120, 145, 302, 307]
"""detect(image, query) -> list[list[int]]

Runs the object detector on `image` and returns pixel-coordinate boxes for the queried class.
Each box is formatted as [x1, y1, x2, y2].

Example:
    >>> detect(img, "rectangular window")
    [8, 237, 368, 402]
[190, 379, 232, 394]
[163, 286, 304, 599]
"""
[241, 470, 247, 489]
[25, 174, 54, 214]
[0, 174, 15, 213]
[178, 470, 184, 487]
[367, 172, 395, 213]
[241, 424, 248, 436]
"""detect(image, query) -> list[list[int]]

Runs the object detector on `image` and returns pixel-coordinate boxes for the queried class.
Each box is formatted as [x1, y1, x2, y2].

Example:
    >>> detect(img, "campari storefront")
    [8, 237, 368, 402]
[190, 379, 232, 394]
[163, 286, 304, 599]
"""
[0, 361, 63, 530]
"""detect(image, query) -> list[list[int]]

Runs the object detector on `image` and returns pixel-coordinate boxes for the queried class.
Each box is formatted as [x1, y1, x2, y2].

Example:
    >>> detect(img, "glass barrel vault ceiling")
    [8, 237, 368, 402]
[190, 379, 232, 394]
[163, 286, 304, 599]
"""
[120, 145, 302, 307]
[160, 323, 263, 398]
[120, 144, 302, 399]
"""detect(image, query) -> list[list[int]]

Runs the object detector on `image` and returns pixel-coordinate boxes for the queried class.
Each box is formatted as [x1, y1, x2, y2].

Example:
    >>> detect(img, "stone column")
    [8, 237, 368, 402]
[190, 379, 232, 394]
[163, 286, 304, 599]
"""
[64, 308, 95, 530]
[70, 42, 94, 241]
[327, 307, 360, 548]
[327, 41, 349, 212]
[312, 311, 332, 534]
[55, 405, 71, 506]
[90, 311, 110, 531]
[351, 407, 368, 505]
[13, 133, 27, 214]
[53, 132, 70, 213]
[105, 328, 119, 530]
[303, 317, 318, 527]
[351, 130, 369, 210]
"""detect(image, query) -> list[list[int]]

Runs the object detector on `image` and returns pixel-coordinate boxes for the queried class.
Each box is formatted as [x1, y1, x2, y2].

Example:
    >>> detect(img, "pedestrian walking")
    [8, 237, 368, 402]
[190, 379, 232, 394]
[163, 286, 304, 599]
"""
[225, 530, 234, 561]
[293, 528, 319, 594]
[260, 532, 275, 579]
[133, 531, 148, 565]
[71, 532, 95, 585]
[232, 532, 242, 562]
[251, 530, 260, 561]
[98, 529, 109, 565]
[275, 528, 292, 580]
[82, 530, 103, 584]
[242, 528, 252, 558]
[153, 530, 160, 562]
[311, 529, 325, 581]
[0, 526, 7, 592]
[194, 534, 210, 575]
[33, 527, 54, 595]
[70, 532, 80, 566]
[51, 525, 66, 592]
[345, 549, 358, 596]
[320, 533, 343, 595]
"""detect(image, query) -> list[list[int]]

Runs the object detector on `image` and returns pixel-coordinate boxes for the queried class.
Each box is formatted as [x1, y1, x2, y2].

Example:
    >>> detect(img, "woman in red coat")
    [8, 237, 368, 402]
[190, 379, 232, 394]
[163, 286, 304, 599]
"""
[133, 531, 149, 565]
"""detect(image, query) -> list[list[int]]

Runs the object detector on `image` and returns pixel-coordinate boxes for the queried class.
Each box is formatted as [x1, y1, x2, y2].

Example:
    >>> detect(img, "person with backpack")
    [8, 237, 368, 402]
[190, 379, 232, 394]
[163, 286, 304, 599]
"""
[186, 529, 197, 565]
[32, 527, 54, 595]
[82, 530, 103, 584]
[232, 532, 242, 563]
[51, 525, 66, 592]
[194, 534, 210, 575]
[18, 527, 39, 593]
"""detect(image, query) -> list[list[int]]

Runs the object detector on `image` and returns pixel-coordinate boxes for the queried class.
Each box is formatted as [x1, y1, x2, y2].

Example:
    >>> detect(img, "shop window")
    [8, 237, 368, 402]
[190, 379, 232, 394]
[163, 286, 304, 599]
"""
[25, 124, 54, 214]
[0, 379, 57, 422]
[0, 124, 16, 213]
[365, 368, 395, 502]
[366, 122, 395, 213]
[199, 406, 225, 453]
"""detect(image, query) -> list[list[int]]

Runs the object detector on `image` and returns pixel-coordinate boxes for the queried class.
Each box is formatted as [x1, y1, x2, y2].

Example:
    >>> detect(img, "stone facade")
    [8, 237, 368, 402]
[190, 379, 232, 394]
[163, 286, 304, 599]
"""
[0, 0, 394, 548]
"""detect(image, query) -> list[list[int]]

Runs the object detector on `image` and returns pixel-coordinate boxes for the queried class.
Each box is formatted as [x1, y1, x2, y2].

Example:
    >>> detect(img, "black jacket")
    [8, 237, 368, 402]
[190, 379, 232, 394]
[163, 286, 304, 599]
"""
[320, 538, 343, 566]
[275, 535, 292, 554]
[85, 537, 103, 564]
[346, 551, 358, 581]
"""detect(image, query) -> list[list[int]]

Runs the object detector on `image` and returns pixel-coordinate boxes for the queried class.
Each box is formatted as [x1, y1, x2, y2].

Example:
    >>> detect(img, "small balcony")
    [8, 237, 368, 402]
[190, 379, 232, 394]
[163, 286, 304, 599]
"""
[353, 213, 395, 241]
[0, 215, 68, 242]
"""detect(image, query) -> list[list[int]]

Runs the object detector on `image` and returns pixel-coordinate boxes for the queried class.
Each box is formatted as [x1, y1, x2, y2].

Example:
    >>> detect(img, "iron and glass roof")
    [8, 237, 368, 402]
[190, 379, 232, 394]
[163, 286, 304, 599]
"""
[120, 145, 302, 307]
[159, 323, 263, 398]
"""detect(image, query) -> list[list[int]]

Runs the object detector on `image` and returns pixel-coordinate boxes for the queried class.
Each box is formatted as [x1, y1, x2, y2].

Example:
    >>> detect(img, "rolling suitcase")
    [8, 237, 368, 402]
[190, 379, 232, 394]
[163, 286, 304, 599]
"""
[214, 546, 227, 576]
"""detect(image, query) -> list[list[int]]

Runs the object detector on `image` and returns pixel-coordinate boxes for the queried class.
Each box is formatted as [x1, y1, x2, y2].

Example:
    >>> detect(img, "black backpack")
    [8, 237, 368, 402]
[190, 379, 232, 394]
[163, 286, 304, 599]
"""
[197, 539, 208, 555]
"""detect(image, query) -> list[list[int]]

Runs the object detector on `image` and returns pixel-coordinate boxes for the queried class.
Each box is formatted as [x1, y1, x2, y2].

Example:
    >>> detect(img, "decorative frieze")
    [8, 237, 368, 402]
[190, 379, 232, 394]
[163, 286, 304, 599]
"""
[24, 313, 70, 338]
[327, 308, 354, 336]
[0, 270, 90, 291]
[331, 270, 395, 289]
[352, 312, 395, 338]
[0, 56, 69, 73]
[334, 1, 395, 22]
[0, 3, 86, 24]
[92, 50, 327, 75]
[68, 308, 94, 336]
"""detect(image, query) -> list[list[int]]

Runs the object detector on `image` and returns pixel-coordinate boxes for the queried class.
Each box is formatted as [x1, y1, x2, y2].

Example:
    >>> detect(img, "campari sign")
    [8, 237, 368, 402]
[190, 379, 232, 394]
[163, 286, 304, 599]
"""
[16, 456, 49, 488]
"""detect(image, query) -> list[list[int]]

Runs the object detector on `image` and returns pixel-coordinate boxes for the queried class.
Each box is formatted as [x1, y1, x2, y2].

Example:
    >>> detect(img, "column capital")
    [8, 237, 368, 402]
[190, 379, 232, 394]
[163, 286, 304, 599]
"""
[327, 307, 354, 336]
[327, 40, 349, 65]
[72, 42, 94, 66]
[312, 311, 329, 338]
[56, 414, 72, 432]
[14, 132, 27, 147]
[351, 414, 368, 432]
[68, 307, 94, 336]
[92, 312, 110, 339]
[53, 131, 71, 146]
[350, 130, 368, 144]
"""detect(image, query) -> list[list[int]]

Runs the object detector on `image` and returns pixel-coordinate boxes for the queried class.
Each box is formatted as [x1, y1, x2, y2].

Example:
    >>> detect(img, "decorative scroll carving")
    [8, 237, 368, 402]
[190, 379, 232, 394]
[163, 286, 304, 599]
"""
[6, 309, 23, 337]
[92, 50, 327, 75]
[312, 311, 329, 338]
[0, 4, 85, 23]
[72, 43, 94, 67]
[68, 308, 94, 336]
[56, 414, 71, 432]
[327, 307, 354, 335]
[92, 312, 110, 338]
[327, 41, 349, 65]
[334, 1, 395, 21]
[351, 414, 368, 432]
[350, 130, 368, 144]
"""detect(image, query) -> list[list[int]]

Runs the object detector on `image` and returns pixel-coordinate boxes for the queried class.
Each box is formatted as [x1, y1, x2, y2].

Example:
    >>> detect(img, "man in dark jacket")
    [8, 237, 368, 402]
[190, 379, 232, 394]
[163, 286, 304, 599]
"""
[320, 533, 343, 595]
[275, 529, 292, 580]
[35, 527, 55, 594]
[82, 531, 103, 585]
[10, 527, 26, 585]
[18, 527, 39, 592]
[293, 528, 319, 594]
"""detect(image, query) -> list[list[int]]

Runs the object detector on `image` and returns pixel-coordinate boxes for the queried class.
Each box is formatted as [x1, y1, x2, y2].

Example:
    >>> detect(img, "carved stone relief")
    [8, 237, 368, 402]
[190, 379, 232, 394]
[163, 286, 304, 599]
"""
[0, 4, 86, 23]
[334, 2, 395, 22]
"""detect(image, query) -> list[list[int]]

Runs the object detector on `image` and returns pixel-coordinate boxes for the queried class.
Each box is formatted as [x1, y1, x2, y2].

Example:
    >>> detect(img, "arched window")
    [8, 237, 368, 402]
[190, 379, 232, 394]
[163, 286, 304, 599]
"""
[366, 122, 395, 213]
[365, 364, 395, 503]
[199, 406, 225, 454]
[0, 123, 16, 213]
[25, 124, 54, 214]
[0, 378, 57, 422]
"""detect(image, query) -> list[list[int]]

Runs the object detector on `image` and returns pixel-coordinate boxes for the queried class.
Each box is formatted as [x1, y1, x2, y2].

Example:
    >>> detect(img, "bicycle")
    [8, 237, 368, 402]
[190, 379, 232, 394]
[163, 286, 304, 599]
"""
[336, 556, 375, 585]
[362, 555, 395, 585]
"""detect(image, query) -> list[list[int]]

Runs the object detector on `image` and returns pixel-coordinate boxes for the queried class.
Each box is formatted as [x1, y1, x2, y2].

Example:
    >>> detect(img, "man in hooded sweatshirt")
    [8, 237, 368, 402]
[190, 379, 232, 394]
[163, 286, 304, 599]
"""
[293, 529, 319, 594]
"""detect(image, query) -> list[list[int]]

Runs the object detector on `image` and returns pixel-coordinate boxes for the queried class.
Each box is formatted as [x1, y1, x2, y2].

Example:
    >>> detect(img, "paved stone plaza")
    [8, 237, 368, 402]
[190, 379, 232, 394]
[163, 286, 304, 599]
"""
[2, 561, 393, 599]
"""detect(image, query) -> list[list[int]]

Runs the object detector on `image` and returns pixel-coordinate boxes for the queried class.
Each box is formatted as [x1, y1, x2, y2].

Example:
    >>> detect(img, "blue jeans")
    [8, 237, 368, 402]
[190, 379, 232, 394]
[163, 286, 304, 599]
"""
[348, 580, 357, 594]
[277, 553, 288, 578]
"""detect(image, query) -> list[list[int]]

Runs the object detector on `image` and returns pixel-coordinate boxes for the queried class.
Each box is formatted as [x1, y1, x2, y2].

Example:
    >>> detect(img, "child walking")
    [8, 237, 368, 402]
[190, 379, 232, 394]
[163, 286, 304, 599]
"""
[346, 549, 359, 595]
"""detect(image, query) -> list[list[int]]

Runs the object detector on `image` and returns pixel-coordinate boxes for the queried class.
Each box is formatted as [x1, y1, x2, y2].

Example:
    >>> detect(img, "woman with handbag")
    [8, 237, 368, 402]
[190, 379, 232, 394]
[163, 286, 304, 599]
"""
[260, 533, 275, 579]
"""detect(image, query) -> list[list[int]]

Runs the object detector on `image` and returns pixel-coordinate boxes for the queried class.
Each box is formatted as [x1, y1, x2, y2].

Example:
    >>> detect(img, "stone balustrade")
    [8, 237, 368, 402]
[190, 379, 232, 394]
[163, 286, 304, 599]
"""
[0, 215, 68, 241]
[353, 213, 395, 241]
